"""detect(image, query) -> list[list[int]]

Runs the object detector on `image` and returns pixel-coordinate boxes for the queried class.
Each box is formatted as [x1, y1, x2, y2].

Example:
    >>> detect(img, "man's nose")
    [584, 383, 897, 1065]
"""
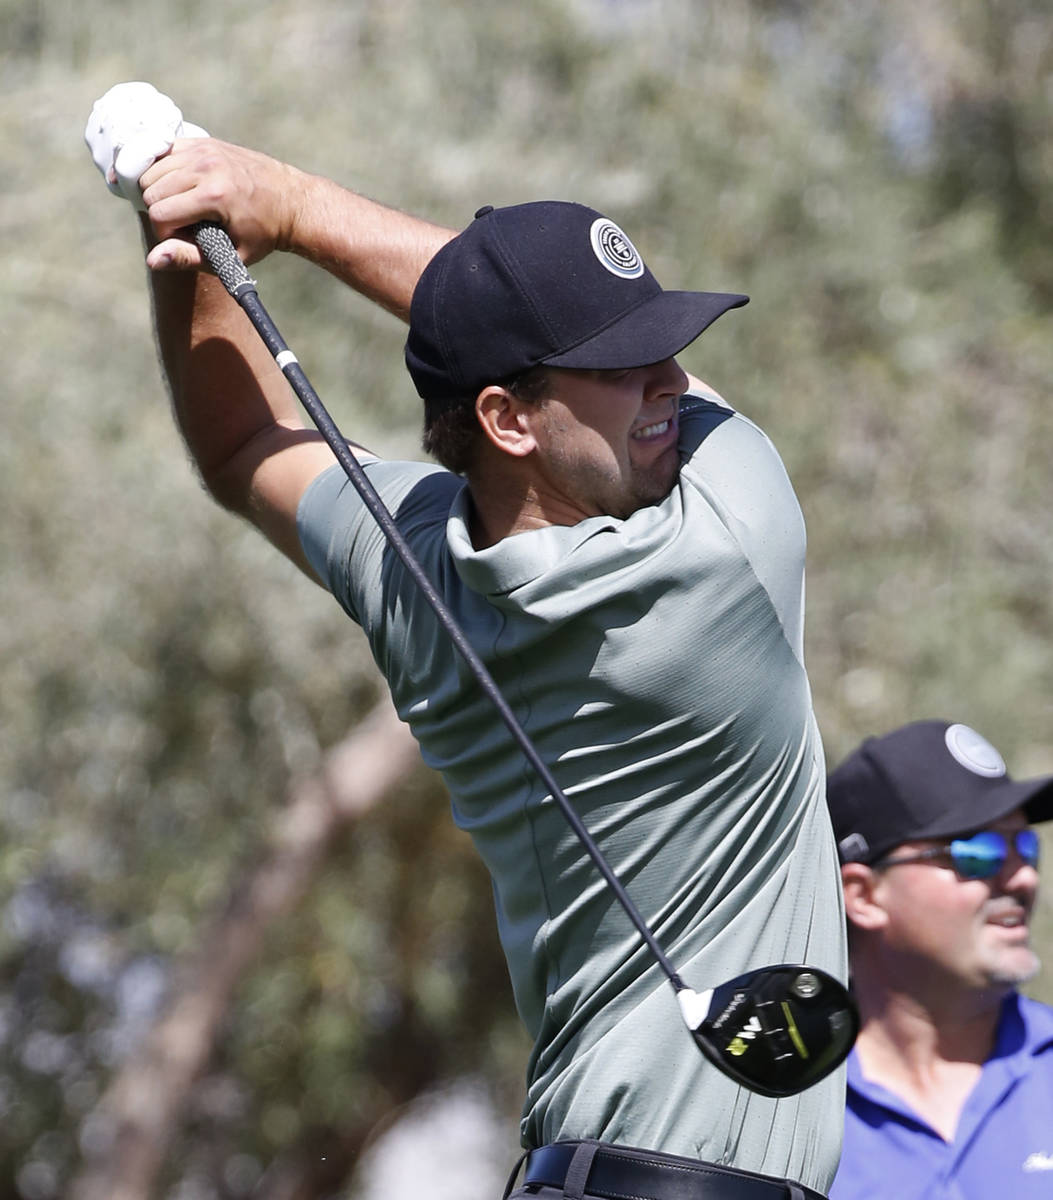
[647, 357, 689, 397]
[999, 846, 1039, 896]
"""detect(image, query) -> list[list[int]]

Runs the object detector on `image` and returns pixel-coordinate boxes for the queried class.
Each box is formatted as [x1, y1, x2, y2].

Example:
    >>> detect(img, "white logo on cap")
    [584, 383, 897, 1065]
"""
[590, 218, 645, 279]
[944, 723, 1007, 778]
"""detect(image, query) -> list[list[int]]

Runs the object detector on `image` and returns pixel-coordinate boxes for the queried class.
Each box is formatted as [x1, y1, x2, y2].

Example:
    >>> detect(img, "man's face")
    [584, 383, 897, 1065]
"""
[873, 808, 1040, 992]
[527, 358, 690, 521]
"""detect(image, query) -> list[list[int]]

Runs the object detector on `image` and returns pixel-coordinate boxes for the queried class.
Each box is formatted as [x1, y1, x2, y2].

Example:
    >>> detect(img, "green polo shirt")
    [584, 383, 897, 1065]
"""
[297, 390, 847, 1191]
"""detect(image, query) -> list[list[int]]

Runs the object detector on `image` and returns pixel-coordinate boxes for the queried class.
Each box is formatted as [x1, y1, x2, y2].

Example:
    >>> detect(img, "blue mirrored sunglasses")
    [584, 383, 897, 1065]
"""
[874, 828, 1040, 880]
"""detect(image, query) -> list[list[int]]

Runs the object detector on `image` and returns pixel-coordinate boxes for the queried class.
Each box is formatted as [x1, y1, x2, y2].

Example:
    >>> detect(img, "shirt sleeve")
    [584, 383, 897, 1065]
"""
[296, 459, 463, 624]
[679, 398, 808, 663]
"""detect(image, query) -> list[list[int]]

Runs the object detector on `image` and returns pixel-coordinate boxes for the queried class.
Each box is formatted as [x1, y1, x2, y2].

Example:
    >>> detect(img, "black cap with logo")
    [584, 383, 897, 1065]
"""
[404, 200, 748, 409]
[827, 720, 1053, 865]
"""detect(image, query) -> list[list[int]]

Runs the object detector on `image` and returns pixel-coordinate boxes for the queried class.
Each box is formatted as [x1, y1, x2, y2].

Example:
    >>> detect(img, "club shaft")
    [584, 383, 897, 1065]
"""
[194, 223, 686, 992]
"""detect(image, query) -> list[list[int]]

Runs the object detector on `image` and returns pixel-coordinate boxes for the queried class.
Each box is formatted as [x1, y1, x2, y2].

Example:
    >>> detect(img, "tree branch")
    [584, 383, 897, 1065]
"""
[69, 698, 423, 1200]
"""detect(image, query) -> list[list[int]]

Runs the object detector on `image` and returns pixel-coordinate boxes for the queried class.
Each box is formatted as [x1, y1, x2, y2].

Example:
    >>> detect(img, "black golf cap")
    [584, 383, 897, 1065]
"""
[404, 200, 749, 406]
[828, 720, 1053, 865]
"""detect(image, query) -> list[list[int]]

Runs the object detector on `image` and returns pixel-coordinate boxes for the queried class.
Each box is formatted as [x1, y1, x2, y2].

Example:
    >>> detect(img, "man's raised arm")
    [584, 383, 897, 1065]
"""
[86, 83, 453, 578]
[140, 137, 454, 322]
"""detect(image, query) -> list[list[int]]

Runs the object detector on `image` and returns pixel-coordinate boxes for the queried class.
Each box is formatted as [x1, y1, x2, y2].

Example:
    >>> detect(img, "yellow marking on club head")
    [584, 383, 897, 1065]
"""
[781, 1001, 809, 1059]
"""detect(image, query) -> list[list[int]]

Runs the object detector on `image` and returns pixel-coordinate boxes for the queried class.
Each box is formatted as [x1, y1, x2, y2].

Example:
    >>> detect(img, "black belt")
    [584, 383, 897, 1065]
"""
[521, 1141, 824, 1200]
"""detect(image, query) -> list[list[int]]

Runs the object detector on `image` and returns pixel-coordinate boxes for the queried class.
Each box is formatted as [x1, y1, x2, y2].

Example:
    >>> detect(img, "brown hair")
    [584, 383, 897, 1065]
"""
[421, 366, 554, 474]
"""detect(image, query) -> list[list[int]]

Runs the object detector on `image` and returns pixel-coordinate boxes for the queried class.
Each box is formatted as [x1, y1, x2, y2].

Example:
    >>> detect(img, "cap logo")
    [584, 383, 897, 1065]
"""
[589, 218, 645, 279]
[944, 723, 1007, 778]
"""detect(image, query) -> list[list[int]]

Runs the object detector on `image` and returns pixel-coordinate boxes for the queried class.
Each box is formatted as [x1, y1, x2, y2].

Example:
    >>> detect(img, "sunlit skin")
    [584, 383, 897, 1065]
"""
[532, 358, 690, 519]
[469, 357, 691, 545]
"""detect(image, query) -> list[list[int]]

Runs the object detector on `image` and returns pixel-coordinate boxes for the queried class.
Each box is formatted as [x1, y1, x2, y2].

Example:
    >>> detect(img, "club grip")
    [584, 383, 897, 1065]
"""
[194, 222, 257, 298]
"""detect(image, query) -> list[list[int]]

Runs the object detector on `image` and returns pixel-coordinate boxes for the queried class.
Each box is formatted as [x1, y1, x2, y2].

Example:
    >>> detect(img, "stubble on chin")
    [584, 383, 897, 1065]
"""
[986, 948, 1041, 988]
[630, 457, 680, 513]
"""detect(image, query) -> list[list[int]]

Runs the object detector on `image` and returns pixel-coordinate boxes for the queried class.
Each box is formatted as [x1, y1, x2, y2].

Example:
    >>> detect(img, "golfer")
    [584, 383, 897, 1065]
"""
[87, 84, 847, 1200]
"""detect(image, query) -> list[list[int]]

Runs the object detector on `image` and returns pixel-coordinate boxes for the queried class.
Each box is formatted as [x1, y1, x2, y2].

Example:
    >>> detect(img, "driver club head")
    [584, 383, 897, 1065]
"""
[684, 964, 858, 1098]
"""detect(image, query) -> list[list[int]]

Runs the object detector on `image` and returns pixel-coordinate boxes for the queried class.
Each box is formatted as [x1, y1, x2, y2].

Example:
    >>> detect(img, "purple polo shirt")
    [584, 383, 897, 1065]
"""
[830, 992, 1053, 1200]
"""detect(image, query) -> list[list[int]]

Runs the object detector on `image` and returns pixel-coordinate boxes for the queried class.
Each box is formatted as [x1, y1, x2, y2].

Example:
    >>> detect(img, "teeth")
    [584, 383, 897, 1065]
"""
[634, 420, 669, 439]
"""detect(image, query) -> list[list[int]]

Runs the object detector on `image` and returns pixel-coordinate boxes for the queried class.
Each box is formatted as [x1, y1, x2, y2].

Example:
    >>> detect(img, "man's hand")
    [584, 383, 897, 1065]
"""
[88, 82, 451, 319]
[85, 81, 208, 211]
[140, 139, 306, 271]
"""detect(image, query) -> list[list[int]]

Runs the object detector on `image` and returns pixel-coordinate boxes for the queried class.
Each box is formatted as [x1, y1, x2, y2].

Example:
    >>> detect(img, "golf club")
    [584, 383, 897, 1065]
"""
[193, 220, 858, 1097]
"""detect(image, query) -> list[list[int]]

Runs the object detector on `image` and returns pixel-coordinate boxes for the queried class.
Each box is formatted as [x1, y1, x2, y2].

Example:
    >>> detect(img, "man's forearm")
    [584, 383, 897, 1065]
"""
[282, 170, 455, 323]
[142, 140, 455, 324]
[143, 213, 309, 503]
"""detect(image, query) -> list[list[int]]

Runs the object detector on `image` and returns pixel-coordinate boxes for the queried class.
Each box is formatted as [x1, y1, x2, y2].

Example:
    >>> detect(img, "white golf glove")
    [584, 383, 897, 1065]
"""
[85, 82, 209, 211]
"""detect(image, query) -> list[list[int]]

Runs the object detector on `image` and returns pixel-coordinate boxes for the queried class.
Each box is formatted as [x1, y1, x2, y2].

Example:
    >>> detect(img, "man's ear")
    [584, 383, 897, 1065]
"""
[841, 863, 889, 934]
[475, 386, 538, 459]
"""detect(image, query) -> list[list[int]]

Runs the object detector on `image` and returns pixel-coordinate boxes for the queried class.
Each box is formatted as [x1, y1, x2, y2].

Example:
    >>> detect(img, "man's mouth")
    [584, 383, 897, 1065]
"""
[986, 906, 1030, 930]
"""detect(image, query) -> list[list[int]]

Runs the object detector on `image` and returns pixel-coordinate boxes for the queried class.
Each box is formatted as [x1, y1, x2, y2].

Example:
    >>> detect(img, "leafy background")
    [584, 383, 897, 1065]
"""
[1, 0, 1052, 1196]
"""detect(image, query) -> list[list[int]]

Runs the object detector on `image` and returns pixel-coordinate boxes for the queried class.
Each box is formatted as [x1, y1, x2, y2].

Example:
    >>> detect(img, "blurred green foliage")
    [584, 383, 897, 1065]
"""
[1, 0, 1052, 1196]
